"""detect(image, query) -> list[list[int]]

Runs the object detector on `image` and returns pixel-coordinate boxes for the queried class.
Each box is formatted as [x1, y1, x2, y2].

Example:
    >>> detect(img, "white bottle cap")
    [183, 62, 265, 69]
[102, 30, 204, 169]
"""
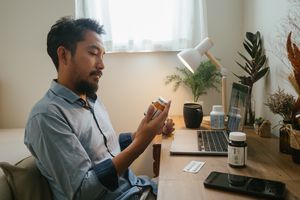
[212, 105, 224, 112]
[229, 132, 246, 141]
[158, 96, 168, 105]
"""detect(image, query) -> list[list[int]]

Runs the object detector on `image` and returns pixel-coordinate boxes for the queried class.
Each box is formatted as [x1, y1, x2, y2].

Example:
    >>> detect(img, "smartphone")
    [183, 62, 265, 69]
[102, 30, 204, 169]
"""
[204, 171, 286, 199]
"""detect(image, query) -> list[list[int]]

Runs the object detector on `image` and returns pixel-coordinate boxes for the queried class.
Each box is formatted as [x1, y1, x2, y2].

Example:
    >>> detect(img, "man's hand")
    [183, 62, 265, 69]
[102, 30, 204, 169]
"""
[112, 101, 171, 175]
[133, 101, 171, 151]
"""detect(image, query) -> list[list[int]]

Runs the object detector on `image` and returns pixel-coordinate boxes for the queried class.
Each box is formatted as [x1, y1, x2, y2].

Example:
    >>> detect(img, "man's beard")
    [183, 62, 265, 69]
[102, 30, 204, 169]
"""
[75, 80, 98, 96]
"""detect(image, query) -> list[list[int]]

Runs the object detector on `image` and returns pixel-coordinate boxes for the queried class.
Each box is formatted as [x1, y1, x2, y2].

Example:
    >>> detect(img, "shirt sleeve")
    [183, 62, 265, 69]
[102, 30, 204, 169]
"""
[25, 110, 117, 200]
[93, 159, 118, 190]
[118, 132, 133, 151]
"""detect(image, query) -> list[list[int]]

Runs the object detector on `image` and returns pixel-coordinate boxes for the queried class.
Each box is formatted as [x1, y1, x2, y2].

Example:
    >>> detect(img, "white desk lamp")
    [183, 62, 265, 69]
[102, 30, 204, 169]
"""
[177, 37, 228, 114]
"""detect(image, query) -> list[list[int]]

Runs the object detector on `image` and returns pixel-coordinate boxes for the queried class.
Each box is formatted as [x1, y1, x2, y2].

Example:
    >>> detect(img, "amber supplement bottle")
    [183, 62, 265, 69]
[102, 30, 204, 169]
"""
[151, 97, 168, 119]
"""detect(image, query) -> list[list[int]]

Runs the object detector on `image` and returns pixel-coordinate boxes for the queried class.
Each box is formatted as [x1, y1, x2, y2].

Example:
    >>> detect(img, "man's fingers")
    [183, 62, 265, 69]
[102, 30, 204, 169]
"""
[145, 104, 155, 122]
[156, 101, 171, 121]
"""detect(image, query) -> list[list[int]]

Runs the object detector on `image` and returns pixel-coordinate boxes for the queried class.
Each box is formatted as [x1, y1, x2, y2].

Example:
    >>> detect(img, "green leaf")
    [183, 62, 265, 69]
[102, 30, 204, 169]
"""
[165, 60, 221, 101]
[253, 67, 269, 83]
[234, 31, 268, 88]
[245, 63, 253, 74]
[256, 55, 266, 70]
[256, 31, 261, 41]
[235, 61, 251, 75]
[238, 52, 253, 67]
[254, 45, 262, 58]
[244, 40, 253, 51]
[243, 42, 252, 56]
[246, 32, 256, 43]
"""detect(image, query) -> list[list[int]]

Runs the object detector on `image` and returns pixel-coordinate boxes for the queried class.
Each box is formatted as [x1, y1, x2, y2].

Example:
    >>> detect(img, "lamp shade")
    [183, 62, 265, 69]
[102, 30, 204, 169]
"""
[195, 37, 214, 55]
[177, 48, 202, 73]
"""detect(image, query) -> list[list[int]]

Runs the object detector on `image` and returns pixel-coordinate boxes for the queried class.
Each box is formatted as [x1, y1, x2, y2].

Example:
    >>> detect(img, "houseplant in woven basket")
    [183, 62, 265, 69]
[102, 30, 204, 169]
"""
[165, 60, 221, 128]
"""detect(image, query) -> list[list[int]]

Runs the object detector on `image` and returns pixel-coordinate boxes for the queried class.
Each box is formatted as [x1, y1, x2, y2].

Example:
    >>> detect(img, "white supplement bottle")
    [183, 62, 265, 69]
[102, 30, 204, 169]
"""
[210, 105, 225, 129]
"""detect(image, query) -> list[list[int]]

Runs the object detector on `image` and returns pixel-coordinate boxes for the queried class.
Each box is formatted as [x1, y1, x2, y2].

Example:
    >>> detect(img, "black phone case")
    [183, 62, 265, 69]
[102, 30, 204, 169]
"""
[203, 171, 286, 199]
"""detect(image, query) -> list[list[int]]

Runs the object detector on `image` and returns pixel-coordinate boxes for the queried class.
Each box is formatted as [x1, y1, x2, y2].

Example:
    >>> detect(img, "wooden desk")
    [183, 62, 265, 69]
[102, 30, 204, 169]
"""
[155, 117, 300, 200]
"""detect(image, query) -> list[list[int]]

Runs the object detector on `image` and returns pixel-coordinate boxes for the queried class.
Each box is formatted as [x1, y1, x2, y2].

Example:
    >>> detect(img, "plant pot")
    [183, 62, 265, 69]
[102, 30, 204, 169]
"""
[290, 129, 300, 164]
[291, 148, 300, 164]
[183, 103, 203, 128]
[279, 123, 292, 154]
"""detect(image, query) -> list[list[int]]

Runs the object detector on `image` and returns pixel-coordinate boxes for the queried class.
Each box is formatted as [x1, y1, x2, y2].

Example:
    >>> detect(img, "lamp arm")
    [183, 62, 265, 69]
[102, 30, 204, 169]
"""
[205, 51, 222, 70]
[222, 76, 227, 114]
[204, 51, 227, 114]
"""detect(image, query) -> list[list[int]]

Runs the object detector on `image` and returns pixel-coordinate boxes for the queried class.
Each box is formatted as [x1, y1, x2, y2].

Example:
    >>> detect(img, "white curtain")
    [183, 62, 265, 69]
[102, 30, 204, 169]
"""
[75, 0, 207, 52]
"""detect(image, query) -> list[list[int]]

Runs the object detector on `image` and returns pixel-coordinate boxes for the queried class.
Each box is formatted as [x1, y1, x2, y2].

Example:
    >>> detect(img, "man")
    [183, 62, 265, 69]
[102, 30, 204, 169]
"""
[24, 17, 174, 200]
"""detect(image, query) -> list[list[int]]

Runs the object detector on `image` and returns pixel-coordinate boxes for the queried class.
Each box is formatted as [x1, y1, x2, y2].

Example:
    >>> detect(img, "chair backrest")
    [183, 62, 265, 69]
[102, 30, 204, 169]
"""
[0, 156, 53, 200]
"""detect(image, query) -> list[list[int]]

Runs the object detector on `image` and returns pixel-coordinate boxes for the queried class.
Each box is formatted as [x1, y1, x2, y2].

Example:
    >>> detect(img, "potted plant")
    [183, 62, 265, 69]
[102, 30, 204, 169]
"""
[165, 60, 221, 128]
[234, 31, 269, 126]
[265, 88, 296, 154]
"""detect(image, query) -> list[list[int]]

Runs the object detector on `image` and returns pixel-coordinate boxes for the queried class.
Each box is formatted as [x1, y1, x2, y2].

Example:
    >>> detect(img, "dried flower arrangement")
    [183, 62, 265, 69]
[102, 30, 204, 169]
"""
[265, 88, 296, 122]
[287, 32, 300, 114]
[286, 31, 300, 155]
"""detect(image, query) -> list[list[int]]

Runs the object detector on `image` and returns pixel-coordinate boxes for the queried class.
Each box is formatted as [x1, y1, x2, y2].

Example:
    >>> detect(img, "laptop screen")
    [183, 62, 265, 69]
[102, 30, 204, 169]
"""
[227, 82, 250, 132]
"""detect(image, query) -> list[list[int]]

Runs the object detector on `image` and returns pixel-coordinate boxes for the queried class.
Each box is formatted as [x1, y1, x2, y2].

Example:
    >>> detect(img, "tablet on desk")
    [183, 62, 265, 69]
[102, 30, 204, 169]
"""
[204, 171, 286, 199]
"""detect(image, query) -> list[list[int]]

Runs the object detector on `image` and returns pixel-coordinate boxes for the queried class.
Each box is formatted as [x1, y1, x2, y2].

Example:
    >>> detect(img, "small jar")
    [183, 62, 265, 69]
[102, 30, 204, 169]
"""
[228, 132, 247, 168]
[210, 105, 225, 129]
[227, 107, 241, 132]
[151, 96, 168, 119]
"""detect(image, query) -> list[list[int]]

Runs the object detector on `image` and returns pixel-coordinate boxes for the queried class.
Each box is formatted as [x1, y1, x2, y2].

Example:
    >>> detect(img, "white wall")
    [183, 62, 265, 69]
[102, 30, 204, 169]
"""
[0, 0, 244, 176]
[0, 0, 74, 128]
[243, 0, 293, 135]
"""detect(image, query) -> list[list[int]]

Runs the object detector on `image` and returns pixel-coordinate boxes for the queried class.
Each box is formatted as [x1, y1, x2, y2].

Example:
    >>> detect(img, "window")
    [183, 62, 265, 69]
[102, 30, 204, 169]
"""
[75, 0, 207, 52]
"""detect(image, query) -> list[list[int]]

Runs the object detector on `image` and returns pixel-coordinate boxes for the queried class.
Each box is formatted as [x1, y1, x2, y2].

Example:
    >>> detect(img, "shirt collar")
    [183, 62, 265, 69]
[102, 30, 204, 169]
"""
[50, 80, 98, 104]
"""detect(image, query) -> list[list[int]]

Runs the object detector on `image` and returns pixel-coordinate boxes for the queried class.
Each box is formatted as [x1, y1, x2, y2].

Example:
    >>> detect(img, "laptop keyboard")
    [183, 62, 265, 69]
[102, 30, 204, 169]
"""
[197, 130, 228, 152]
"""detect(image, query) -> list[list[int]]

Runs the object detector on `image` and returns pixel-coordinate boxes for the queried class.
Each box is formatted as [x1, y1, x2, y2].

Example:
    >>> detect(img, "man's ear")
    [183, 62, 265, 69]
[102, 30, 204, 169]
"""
[57, 46, 70, 66]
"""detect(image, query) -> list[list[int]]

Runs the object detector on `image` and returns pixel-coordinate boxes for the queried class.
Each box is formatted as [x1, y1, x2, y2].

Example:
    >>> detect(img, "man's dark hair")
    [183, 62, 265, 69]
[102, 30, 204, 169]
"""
[47, 17, 105, 71]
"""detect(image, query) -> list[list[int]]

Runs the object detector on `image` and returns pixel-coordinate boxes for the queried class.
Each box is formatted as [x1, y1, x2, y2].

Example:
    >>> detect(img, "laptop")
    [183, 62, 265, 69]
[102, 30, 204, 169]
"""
[170, 82, 250, 156]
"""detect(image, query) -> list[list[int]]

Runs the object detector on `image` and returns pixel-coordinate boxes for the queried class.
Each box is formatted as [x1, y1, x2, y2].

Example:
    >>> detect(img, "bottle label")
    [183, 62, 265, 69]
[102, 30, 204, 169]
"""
[210, 114, 225, 129]
[151, 107, 162, 119]
[228, 145, 247, 166]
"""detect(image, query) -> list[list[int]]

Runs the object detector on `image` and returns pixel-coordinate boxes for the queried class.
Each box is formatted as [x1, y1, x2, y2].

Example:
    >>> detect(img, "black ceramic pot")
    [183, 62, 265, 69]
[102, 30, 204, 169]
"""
[183, 103, 203, 128]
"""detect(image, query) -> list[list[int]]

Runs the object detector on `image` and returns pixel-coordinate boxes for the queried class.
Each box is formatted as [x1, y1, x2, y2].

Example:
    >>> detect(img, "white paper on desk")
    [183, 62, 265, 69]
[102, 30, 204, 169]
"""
[183, 161, 205, 173]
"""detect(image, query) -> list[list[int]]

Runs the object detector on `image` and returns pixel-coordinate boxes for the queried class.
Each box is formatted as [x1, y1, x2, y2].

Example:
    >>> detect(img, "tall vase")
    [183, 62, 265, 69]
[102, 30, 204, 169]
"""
[244, 98, 255, 126]
[279, 122, 292, 154]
